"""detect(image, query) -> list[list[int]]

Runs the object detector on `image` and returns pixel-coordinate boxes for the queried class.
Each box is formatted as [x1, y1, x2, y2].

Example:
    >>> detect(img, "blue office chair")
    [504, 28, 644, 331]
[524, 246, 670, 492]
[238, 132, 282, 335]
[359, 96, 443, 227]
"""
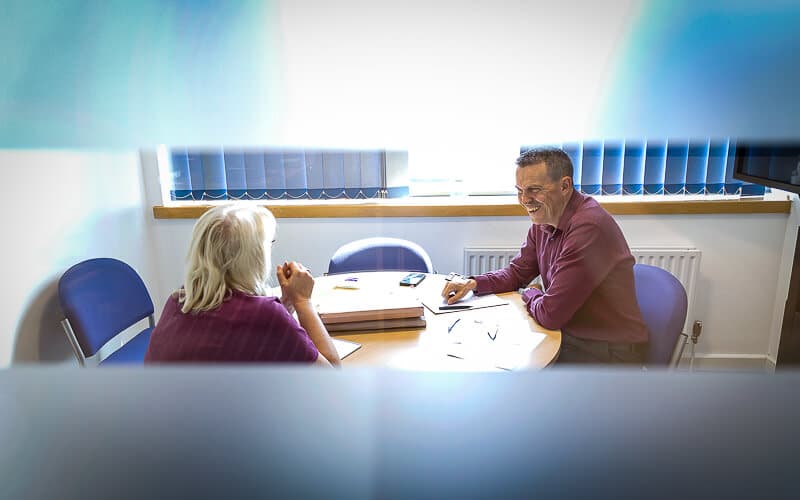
[58, 258, 155, 366]
[633, 263, 689, 368]
[327, 237, 434, 275]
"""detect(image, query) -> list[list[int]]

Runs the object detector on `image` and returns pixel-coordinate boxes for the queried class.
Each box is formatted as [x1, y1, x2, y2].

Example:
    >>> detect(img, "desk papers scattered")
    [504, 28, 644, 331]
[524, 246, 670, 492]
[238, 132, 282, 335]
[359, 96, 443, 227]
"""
[444, 317, 546, 370]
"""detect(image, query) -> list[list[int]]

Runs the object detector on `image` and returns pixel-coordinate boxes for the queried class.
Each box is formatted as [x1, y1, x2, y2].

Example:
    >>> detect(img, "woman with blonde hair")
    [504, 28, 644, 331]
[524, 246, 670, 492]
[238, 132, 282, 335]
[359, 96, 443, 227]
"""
[145, 204, 340, 366]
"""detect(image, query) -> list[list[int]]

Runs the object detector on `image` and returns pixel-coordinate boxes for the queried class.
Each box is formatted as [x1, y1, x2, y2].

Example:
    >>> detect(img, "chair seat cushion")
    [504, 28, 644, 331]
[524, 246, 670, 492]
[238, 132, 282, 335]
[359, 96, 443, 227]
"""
[99, 327, 153, 365]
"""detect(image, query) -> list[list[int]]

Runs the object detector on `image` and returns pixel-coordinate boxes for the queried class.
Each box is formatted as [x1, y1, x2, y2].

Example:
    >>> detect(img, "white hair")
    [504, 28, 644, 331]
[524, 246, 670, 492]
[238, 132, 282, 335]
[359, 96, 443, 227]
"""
[180, 204, 277, 313]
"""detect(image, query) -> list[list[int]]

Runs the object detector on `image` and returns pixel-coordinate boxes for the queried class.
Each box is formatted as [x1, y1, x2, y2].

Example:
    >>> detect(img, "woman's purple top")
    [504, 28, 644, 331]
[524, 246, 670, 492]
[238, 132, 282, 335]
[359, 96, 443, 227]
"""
[145, 290, 319, 363]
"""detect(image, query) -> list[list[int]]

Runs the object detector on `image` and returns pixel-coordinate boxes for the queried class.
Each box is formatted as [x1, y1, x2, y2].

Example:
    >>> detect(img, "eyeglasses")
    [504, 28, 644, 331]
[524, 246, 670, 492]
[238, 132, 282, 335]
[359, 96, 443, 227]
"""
[447, 318, 499, 341]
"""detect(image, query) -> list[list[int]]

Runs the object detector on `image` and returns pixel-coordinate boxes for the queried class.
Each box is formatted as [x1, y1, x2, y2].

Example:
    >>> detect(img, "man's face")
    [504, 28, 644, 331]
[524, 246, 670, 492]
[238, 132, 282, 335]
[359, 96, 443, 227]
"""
[515, 162, 572, 227]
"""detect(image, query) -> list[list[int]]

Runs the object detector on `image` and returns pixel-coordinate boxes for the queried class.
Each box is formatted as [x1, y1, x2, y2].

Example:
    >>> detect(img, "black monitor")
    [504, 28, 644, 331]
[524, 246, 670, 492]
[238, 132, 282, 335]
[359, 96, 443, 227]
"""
[733, 140, 800, 194]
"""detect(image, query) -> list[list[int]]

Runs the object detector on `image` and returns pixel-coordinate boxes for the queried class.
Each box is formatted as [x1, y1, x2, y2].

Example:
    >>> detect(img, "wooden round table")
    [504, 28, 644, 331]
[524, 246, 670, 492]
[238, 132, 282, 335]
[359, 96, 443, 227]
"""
[313, 272, 561, 371]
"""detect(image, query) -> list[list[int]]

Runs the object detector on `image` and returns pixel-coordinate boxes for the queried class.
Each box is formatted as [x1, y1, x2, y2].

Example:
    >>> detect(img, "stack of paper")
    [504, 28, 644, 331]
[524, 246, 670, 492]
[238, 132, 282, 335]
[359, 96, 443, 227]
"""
[316, 293, 425, 335]
[326, 316, 427, 333]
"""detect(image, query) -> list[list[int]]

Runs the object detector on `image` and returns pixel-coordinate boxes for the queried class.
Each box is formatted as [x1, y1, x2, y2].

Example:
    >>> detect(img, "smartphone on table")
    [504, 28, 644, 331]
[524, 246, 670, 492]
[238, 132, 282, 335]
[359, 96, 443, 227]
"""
[399, 272, 426, 287]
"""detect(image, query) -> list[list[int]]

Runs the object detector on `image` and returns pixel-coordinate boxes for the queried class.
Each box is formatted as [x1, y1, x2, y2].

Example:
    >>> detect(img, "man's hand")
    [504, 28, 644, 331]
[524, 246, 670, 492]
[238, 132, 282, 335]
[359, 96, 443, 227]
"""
[441, 277, 477, 305]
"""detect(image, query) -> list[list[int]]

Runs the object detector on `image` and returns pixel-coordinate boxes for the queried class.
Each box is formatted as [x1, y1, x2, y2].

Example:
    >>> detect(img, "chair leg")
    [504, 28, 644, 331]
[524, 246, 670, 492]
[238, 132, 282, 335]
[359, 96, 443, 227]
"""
[670, 333, 689, 369]
[61, 319, 87, 367]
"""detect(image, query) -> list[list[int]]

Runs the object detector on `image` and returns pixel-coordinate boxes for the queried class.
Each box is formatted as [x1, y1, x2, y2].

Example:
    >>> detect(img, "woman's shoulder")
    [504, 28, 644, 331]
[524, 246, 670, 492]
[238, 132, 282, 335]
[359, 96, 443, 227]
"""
[228, 290, 284, 309]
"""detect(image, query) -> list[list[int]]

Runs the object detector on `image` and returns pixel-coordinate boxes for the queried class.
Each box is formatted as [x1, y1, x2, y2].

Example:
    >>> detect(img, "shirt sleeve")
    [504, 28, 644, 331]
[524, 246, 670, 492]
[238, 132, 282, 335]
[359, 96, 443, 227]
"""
[473, 226, 540, 295]
[527, 216, 621, 330]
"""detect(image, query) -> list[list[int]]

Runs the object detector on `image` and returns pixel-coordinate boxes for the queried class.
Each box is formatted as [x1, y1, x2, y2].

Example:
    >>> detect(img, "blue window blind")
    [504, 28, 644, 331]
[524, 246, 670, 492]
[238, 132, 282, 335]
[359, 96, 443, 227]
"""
[167, 148, 397, 201]
[521, 138, 766, 196]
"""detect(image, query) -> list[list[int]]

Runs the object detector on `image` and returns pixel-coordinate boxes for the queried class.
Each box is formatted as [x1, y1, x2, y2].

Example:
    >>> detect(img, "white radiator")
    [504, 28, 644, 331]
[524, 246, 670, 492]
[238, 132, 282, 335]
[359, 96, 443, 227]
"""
[464, 245, 700, 331]
[463, 247, 520, 276]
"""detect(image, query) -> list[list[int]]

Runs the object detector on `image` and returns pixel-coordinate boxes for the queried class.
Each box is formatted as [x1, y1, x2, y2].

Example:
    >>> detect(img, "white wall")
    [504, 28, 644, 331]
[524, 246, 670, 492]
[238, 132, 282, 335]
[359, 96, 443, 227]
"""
[0, 150, 157, 367]
[140, 152, 789, 363]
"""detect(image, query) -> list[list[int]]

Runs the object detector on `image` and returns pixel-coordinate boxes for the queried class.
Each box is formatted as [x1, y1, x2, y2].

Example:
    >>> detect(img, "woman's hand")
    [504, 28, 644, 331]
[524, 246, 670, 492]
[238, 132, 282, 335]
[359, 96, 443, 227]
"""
[277, 262, 340, 367]
[277, 261, 315, 310]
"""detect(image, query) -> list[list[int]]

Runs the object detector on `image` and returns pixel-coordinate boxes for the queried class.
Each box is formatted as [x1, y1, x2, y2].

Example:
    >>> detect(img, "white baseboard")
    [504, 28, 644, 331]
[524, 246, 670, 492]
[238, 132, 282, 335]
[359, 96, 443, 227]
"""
[676, 354, 774, 373]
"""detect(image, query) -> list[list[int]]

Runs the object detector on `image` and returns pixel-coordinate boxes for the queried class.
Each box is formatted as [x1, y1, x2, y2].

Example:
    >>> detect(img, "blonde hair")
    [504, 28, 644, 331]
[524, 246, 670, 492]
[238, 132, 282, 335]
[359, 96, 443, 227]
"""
[180, 204, 277, 313]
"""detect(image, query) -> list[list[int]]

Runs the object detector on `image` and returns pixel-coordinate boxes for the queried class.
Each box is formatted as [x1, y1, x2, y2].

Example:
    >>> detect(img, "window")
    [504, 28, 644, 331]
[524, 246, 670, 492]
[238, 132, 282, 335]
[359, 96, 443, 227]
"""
[158, 138, 769, 205]
[520, 138, 765, 197]
[158, 146, 409, 203]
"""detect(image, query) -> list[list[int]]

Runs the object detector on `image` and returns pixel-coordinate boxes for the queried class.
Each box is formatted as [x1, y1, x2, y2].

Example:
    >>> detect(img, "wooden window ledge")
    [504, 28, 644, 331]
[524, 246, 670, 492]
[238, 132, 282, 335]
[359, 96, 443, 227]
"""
[153, 197, 791, 219]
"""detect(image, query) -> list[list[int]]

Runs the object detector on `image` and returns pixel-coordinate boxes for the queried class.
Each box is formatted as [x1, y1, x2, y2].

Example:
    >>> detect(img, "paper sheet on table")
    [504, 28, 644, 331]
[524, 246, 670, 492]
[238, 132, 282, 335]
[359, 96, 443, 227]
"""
[422, 291, 509, 314]
[444, 317, 546, 370]
[331, 338, 361, 359]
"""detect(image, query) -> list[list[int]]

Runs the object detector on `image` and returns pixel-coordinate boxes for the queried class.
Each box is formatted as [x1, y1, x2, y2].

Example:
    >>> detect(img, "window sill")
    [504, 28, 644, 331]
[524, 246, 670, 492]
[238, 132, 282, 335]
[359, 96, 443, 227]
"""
[152, 196, 791, 219]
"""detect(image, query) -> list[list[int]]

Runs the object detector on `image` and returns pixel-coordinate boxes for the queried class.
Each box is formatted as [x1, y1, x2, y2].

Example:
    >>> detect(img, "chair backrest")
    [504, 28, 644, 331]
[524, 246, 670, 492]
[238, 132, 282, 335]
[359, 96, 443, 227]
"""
[58, 258, 155, 359]
[328, 237, 434, 275]
[633, 263, 688, 367]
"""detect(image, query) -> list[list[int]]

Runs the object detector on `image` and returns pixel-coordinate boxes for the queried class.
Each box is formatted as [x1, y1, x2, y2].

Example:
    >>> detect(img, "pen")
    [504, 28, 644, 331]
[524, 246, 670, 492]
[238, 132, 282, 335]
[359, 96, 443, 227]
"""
[440, 305, 472, 310]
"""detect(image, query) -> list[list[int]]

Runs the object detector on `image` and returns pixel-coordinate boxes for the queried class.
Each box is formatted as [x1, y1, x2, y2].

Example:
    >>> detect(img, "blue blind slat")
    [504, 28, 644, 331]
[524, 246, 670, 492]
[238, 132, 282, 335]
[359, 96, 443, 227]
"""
[283, 151, 309, 199]
[622, 140, 645, 195]
[170, 150, 192, 200]
[199, 150, 227, 200]
[601, 141, 624, 195]
[187, 153, 205, 200]
[706, 139, 728, 194]
[305, 150, 325, 199]
[265, 151, 287, 199]
[243, 152, 267, 199]
[322, 152, 346, 199]
[223, 152, 247, 199]
[685, 140, 709, 195]
[581, 142, 603, 195]
[342, 152, 362, 198]
[724, 140, 743, 195]
[643, 140, 667, 195]
[561, 142, 582, 192]
[664, 139, 689, 195]
[360, 151, 383, 198]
